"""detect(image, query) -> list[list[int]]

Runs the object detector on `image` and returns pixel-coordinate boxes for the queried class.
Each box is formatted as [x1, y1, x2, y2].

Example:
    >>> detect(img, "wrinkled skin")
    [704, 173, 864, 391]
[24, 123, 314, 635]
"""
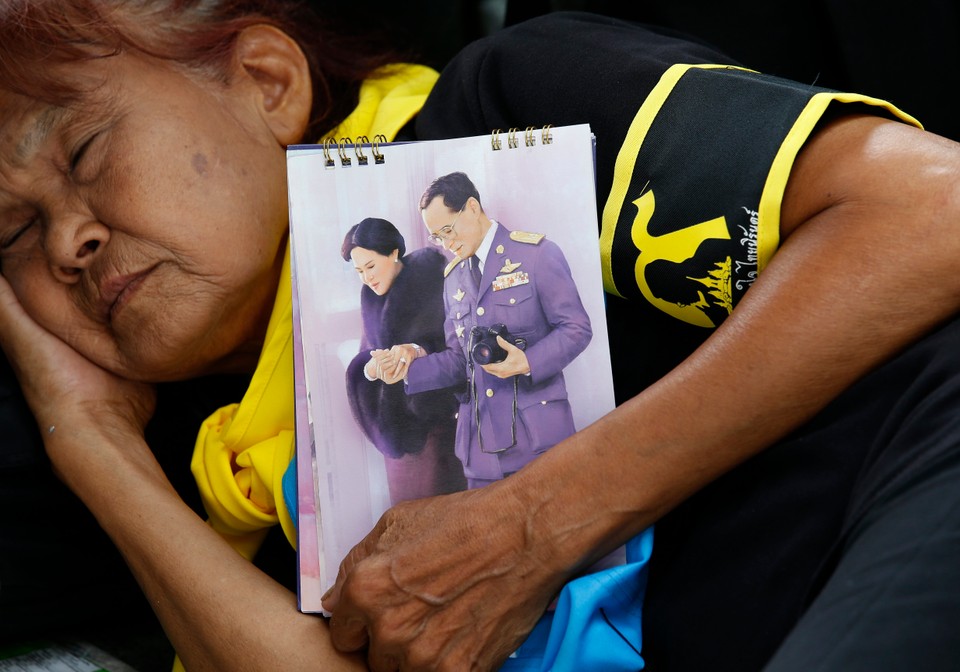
[323, 485, 568, 671]
[0, 49, 290, 383]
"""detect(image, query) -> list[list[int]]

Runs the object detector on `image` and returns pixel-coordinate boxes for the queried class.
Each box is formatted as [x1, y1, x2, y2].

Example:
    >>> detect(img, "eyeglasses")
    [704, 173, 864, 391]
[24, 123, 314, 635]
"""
[427, 205, 465, 246]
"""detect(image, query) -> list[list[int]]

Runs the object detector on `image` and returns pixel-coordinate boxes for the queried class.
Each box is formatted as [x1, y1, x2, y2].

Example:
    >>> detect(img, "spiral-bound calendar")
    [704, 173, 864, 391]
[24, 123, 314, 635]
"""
[286, 124, 617, 613]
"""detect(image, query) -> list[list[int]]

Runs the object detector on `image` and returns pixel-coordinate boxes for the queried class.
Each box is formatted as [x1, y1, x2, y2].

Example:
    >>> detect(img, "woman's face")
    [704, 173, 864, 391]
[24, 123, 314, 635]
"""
[0, 50, 293, 382]
[350, 246, 401, 296]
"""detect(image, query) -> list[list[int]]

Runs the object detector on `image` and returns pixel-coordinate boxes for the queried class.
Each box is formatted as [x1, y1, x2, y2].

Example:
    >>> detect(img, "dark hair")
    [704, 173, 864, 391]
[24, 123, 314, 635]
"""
[341, 217, 406, 261]
[0, 0, 405, 141]
[419, 171, 482, 212]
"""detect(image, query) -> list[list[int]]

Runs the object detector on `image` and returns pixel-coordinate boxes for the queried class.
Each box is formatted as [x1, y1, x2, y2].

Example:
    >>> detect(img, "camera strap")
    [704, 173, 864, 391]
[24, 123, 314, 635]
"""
[471, 366, 520, 455]
[466, 326, 519, 455]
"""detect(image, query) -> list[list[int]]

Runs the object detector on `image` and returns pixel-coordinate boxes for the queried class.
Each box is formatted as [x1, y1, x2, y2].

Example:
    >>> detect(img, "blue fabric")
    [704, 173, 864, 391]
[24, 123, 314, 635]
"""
[282, 457, 298, 529]
[285, 446, 652, 670]
[500, 527, 654, 671]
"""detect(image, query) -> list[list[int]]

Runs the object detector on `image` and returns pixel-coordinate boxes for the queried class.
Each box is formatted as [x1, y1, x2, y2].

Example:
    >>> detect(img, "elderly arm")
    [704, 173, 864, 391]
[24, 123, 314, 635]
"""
[323, 115, 960, 670]
[0, 279, 363, 672]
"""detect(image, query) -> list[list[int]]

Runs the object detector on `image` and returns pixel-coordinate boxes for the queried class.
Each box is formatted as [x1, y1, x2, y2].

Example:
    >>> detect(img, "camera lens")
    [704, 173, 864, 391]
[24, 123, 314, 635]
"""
[473, 342, 495, 365]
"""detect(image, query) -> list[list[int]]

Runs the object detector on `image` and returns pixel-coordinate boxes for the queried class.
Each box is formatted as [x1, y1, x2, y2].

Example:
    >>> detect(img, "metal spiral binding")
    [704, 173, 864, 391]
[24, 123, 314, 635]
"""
[524, 126, 537, 147]
[372, 134, 387, 164]
[337, 137, 352, 166]
[493, 125, 553, 151]
[322, 138, 336, 168]
[354, 135, 369, 165]
[322, 125, 552, 165]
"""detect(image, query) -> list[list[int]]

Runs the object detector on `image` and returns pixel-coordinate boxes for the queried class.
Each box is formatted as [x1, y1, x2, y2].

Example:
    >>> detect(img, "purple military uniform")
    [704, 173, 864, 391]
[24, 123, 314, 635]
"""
[405, 223, 592, 485]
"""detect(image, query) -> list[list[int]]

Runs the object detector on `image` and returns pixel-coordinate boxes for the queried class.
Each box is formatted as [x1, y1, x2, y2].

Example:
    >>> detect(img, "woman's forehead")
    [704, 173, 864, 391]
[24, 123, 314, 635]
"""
[0, 82, 113, 169]
[0, 100, 64, 163]
[0, 92, 58, 175]
[352, 246, 386, 260]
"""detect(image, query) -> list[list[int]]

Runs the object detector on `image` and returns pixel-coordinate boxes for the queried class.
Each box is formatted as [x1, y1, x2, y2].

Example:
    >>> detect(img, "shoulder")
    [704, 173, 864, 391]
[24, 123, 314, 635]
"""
[392, 248, 446, 297]
[443, 256, 467, 279]
[447, 12, 732, 73]
[405, 247, 447, 276]
[507, 229, 546, 246]
[416, 12, 737, 140]
[498, 224, 556, 258]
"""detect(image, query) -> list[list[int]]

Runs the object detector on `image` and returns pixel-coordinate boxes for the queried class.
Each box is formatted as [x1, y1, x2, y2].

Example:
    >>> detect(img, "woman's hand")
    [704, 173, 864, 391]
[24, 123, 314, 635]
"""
[0, 274, 155, 466]
[365, 348, 393, 382]
[368, 344, 421, 385]
[322, 481, 565, 672]
[0, 274, 364, 671]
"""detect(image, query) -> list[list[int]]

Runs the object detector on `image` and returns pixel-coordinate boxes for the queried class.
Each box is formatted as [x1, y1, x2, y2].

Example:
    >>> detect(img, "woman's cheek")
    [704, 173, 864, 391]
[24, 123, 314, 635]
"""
[8, 258, 57, 320]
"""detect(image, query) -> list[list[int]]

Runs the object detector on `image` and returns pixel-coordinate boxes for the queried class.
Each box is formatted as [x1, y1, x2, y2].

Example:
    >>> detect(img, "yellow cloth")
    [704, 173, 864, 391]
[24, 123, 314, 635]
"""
[190, 62, 438, 554]
[174, 63, 436, 672]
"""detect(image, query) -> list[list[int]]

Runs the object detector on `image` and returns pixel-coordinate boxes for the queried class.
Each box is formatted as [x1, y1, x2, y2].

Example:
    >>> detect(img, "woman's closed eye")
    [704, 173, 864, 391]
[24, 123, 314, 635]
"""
[69, 133, 100, 182]
[1, 214, 40, 251]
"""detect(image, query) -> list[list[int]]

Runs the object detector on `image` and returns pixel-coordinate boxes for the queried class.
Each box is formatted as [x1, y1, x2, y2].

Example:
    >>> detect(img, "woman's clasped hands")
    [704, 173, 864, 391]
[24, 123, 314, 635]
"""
[365, 343, 422, 385]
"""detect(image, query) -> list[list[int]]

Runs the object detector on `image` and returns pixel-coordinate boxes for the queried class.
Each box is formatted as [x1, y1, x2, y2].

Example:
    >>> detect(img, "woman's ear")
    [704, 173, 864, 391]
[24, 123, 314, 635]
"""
[231, 24, 312, 146]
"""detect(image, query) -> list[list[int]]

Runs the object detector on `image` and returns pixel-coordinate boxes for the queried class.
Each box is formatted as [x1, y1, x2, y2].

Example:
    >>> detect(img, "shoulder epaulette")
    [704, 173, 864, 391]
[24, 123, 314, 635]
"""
[443, 256, 462, 278]
[509, 230, 545, 245]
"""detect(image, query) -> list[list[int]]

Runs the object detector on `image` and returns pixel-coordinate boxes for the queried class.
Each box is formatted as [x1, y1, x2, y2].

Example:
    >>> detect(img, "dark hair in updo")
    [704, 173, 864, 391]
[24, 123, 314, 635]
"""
[341, 217, 406, 261]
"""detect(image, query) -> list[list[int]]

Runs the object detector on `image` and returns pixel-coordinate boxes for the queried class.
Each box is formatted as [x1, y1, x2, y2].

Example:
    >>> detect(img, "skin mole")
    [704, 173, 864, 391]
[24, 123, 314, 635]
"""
[192, 152, 209, 175]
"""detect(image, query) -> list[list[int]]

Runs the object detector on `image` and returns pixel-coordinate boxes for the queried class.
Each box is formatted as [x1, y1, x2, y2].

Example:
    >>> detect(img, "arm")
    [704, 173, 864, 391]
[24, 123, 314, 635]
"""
[483, 239, 592, 381]
[0, 278, 364, 672]
[403, 284, 468, 394]
[324, 116, 960, 670]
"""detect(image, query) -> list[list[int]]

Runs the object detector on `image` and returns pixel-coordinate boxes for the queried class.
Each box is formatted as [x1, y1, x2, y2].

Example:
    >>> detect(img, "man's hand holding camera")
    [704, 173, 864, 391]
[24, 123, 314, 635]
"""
[481, 336, 530, 378]
[470, 324, 530, 379]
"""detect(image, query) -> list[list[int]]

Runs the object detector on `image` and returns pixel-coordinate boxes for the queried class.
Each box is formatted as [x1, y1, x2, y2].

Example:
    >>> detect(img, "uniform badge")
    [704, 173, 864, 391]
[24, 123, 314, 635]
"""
[454, 288, 465, 302]
[492, 271, 530, 291]
[499, 259, 522, 274]
[496, 244, 505, 254]
[509, 230, 545, 245]
[456, 325, 465, 339]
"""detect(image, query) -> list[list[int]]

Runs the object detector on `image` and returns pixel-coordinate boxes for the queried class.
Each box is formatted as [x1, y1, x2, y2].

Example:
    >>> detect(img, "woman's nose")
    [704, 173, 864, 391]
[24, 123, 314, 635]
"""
[43, 214, 110, 284]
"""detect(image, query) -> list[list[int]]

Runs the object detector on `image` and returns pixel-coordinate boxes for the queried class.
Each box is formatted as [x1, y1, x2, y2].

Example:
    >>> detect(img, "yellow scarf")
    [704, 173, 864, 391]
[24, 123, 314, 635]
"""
[190, 63, 438, 558]
[173, 64, 436, 672]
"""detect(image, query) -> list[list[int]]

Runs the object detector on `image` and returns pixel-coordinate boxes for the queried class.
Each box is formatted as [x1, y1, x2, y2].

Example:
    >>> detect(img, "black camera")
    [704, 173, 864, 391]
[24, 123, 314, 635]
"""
[470, 323, 527, 365]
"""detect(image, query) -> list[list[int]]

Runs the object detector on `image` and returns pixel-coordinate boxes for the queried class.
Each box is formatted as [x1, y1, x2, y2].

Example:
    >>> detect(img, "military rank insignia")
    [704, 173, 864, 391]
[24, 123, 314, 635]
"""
[509, 231, 545, 245]
[499, 259, 522, 273]
[492, 271, 529, 291]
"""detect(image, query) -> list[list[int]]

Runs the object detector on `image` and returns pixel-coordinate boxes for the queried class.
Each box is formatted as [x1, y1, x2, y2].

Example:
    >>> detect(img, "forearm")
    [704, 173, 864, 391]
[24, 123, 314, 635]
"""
[525, 245, 592, 381]
[322, 116, 960, 670]
[405, 350, 465, 394]
[503, 115, 960, 576]
[51, 424, 363, 672]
